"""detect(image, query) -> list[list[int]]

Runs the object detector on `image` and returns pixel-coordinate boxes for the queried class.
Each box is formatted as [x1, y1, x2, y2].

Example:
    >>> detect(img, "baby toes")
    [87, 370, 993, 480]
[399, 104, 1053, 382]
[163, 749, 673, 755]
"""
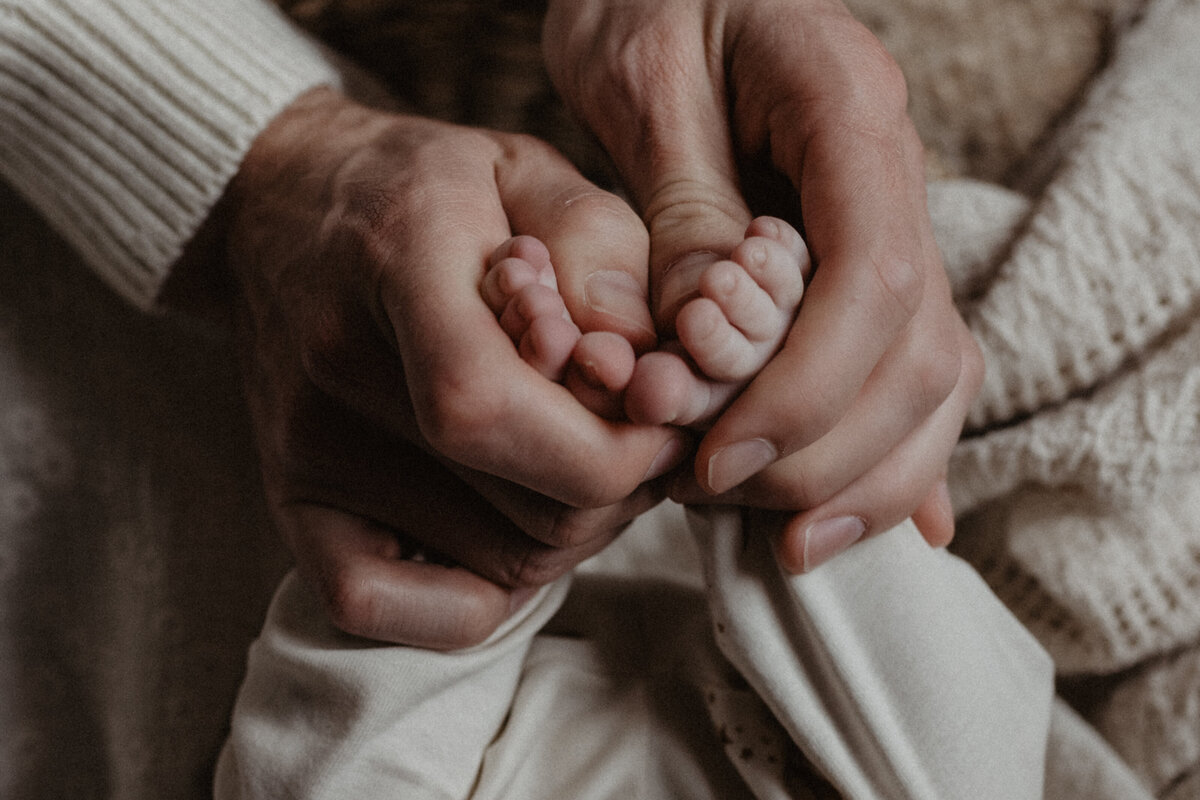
[675, 295, 762, 383]
[624, 348, 740, 427]
[519, 314, 580, 381]
[481, 256, 540, 316]
[564, 331, 637, 419]
[499, 283, 580, 380]
[481, 235, 556, 315]
[739, 216, 810, 312]
[729, 220, 806, 321]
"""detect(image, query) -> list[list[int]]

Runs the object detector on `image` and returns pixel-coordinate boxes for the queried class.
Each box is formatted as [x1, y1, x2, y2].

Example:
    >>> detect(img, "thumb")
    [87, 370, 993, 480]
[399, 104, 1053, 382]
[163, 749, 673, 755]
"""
[641, 150, 754, 334]
[909, 479, 956, 549]
[561, 17, 753, 331]
[632, 96, 753, 333]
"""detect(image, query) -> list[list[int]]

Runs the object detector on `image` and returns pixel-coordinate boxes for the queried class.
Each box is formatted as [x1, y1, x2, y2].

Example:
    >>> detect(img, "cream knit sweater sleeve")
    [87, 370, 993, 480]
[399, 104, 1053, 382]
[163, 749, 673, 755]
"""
[0, 0, 342, 309]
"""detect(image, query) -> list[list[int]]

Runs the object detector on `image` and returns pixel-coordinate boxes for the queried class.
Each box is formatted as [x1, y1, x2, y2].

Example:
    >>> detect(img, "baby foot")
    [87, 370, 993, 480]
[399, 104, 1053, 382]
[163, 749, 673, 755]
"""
[481, 235, 581, 382]
[484, 235, 641, 418]
[624, 216, 810, 427]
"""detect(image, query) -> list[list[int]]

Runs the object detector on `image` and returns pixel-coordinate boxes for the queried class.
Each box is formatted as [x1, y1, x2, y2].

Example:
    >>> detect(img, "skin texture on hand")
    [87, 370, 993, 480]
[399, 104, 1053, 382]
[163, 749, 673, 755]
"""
[543, 0, 984, 569]
[224, 88, 683, 647]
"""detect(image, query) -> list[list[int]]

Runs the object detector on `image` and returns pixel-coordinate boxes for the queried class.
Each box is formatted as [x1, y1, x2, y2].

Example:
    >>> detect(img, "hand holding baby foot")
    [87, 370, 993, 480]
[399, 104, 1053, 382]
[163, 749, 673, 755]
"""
[545, 0, 984, 569]
[486, 215, 809, 428]
[227, 87, 684, 646]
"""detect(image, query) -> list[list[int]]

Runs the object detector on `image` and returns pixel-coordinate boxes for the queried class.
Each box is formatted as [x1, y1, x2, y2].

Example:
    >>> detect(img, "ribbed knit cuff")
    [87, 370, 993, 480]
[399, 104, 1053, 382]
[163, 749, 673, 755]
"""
[0, 0, 343, 309]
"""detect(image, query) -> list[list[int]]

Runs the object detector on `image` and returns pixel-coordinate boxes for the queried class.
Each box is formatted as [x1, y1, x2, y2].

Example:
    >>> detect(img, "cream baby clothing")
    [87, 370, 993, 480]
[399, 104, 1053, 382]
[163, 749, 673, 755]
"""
[214, 506, 1059, 800]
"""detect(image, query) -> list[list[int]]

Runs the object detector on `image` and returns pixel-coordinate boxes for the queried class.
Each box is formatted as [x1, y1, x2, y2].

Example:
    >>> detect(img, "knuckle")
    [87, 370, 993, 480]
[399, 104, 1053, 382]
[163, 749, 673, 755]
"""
[911, 343, 963, 414]
[554, 184, 646, 239]
[871, 254, 925, 320]
[599, 23, 687, 113]
[645, 182, 747, 243]
[334, 180, 403, 236]
[416, 367, 507, 460]
[860, 39, 909, 115]
[827, 22, 909, 120]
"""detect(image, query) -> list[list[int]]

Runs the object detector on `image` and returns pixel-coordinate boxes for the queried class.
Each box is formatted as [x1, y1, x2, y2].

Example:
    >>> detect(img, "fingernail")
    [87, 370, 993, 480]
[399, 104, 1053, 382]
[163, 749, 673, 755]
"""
[584, 271, 655, 338]
[643, 435, 689, 482]
[706, 438, 776, 494]
[802, 516, 866, 572]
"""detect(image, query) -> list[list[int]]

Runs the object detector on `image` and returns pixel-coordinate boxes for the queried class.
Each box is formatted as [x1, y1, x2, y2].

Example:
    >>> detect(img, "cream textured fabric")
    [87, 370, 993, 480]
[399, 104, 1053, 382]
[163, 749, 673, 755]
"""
[216, 510, 1058, 800]
[2, 0, 1200, 796]
[693, 512, 1054, 800]
[0, 0, 341, 308]
[937, 1, 1200, 792]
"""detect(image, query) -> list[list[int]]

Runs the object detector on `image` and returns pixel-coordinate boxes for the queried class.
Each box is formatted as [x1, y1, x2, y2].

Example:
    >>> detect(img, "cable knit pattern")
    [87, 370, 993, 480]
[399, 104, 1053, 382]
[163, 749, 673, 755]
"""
[951, 314, 1200, 514]
[934, 1, 1200, 791]
[962, 0, 1200, 431]
[952, 482, 1200, 676]
[0, 0, 341, 309]
[1092, 645, 1200, 794]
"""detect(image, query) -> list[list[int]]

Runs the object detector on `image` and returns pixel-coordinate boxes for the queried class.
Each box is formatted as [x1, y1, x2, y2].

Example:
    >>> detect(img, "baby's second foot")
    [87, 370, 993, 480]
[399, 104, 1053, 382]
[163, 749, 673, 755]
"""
[625, 216, 810, 426]
[482, 235, 581, 381]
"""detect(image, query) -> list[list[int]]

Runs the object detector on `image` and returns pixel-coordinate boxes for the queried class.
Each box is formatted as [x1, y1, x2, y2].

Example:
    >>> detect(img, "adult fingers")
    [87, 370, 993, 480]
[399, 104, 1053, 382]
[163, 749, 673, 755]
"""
[279, 504, 522, 649]
[909, 480, 956, 550]
[373, 130, 680, 508]
[264, 377, 669, 589]
[701, 291, 966, 500]
[772, 382, 966, 575]
[545, 4, 753, 326]
[698, 98, 944, 492]
[675, 321, 980, 522]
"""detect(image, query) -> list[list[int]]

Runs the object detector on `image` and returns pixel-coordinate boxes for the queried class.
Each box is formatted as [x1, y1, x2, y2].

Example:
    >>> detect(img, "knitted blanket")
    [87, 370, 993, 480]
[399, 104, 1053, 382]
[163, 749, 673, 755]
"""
[1, 0, 1197, 797]
[937, 2, 1200, 793]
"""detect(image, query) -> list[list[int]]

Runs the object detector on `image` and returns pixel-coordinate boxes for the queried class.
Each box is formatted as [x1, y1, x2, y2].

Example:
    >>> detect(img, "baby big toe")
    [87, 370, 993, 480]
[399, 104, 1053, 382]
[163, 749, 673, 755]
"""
[699, 258, 782, 344]
[729, 234, 806, 315]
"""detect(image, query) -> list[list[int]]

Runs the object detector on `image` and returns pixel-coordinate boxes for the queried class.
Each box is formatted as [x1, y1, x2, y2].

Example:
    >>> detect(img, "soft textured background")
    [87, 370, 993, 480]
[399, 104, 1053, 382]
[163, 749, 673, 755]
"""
[0, 1, 1161, 798]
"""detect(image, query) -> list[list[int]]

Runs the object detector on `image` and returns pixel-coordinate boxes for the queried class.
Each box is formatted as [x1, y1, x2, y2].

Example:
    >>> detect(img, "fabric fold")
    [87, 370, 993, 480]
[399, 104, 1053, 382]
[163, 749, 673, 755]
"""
[693, 510, 1055, 799]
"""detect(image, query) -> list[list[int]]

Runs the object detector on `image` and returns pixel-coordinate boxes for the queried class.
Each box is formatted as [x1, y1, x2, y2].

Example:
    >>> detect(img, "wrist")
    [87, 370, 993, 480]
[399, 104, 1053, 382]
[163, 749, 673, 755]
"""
[160, 88, 359, 320]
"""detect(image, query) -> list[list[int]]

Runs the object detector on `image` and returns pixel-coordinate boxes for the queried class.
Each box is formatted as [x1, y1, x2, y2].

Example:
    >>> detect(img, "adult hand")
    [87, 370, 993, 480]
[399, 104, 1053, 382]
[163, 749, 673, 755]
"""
[543, 0, 984, 571]
[224, 88, 684, 647]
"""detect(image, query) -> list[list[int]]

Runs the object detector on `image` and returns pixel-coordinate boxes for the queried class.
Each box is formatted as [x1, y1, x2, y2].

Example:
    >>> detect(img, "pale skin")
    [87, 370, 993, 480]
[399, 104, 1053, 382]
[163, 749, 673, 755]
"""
[483, 217, 903, 569]
[214, 0, 982, 648]
[481, 215, 812, 430]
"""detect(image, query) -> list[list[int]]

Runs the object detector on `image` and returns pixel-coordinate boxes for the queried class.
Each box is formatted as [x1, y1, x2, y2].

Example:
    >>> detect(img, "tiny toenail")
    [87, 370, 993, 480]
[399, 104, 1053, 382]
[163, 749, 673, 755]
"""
[749, 242, 767, 267]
